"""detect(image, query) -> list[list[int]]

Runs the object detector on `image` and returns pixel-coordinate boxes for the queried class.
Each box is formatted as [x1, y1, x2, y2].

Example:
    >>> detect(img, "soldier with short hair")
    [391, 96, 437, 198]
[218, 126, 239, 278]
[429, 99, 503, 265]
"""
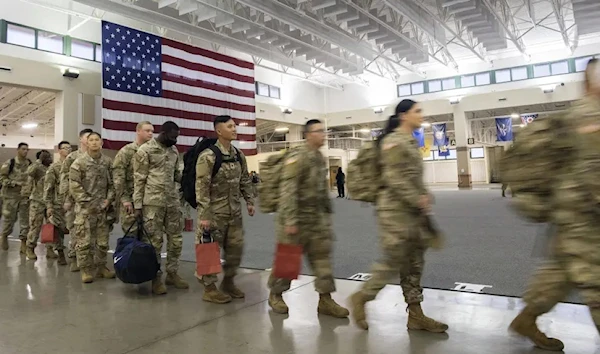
[70, 132, 115, 283]
[133, 121, 188, 295]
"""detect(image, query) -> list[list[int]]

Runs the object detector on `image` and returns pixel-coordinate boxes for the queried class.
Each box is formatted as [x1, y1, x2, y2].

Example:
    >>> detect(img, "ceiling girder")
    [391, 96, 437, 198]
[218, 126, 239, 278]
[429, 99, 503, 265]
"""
[551, 0, 579, 54]
[0, 91, 49, 121]
[481, 0, 527, 54]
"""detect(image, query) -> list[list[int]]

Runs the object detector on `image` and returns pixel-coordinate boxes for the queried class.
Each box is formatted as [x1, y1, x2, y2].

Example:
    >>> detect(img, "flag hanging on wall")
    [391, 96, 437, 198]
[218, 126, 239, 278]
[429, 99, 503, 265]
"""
[432, 124, 448, 148]
[100, 21, 257, 155]
[496, 117, 513, 141]
[412, 127, 425, 147]
[520, 114, 538, 126]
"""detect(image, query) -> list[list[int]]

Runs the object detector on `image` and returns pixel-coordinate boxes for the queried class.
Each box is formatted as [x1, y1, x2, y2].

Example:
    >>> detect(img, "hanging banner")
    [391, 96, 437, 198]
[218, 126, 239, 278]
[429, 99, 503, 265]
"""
[496, 117, 513, 141]
[520, 114, 538, 126]
[432, 124, 448, 147]
[412, 128, 425, 147]
[421, 136, 432, 158]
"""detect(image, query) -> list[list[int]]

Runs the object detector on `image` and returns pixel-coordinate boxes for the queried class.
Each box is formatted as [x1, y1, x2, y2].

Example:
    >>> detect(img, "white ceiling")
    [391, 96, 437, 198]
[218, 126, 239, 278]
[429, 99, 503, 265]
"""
[0, 85, 55, 137]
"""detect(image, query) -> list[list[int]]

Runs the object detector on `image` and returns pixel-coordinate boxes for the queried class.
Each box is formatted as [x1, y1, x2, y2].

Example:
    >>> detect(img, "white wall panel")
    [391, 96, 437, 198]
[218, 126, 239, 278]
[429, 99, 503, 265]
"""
[469, 159, 488, 183]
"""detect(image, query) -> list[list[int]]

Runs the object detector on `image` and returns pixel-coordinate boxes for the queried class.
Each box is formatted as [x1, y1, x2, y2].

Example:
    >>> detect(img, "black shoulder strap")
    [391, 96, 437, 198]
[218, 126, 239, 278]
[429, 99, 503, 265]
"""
[8, 158, 15, 175]
[208, 145, 223, 178]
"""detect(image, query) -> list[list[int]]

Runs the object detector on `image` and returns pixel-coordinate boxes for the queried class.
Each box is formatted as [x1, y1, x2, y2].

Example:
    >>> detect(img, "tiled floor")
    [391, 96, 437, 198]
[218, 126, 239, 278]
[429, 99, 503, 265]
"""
[0, 239, 597, 354]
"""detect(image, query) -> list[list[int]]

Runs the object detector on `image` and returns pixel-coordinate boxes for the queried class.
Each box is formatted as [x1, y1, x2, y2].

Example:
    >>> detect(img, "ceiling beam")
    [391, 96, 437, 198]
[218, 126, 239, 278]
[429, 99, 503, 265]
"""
[0, 91, 49, 121]
[481, 0, 527, 55]
[550, 0, 579, 54]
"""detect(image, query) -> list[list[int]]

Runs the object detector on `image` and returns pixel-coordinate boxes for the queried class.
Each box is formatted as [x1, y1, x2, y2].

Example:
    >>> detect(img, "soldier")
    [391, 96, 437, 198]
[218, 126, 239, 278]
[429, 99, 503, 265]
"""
[195, 115, 255, 304]
[0, 142, 32, 253]
[69, 132, 115, 283]
[349, 100, 448, 332]
[133, 121, 188, 295]
[267, 119, 349, 318]
[60, 128, 93, 271]
[113, 121, 154, 235]
[25, 150, 55, 261]
[509, 58, 600, 351]
[43, 141, 72, 266]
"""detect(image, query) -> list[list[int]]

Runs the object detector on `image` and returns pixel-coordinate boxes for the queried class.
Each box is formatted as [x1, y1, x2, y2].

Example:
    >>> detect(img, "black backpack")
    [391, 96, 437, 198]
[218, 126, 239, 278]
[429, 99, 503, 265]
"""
[181, 137, 241, 209]
[8, 158, 32, 175]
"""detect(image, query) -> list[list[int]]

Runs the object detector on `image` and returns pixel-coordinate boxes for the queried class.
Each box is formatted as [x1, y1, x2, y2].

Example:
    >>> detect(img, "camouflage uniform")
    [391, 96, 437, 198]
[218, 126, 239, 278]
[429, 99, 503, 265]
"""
[0, 157, 31, 244]
[195, 140, 254, 286]
[113, 142, 141, 235]
[69, 152, 114, 271]
[267, 145, 335, 295]
[60, 150, 83, 259]
[133, 138, 182, 275]
[25, 161, 51, 248]
[44, 161, 66, 251]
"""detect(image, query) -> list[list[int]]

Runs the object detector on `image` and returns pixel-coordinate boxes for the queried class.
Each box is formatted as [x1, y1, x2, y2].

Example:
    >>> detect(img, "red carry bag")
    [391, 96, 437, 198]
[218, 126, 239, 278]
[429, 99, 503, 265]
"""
[40, 223, 58, 244]
[195, 230, 222, 276]
[272, 243, 303, 280]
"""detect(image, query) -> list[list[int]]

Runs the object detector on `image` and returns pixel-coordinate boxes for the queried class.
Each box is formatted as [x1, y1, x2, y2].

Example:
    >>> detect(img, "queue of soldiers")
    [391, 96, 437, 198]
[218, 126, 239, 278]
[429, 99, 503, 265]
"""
[0, 58, 598, 352]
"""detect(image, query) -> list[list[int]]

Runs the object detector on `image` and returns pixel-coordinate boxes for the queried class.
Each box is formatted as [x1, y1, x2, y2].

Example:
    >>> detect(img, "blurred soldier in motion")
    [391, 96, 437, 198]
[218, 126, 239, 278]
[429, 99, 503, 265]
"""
[113, 121, 154, 235]
[267, 119, 349, 318]
[43, 141, 72, 266]
[70, 132, 115, 283]
[509, 58, 600, 351]
[25, 150, 54, 261]
[60, 128, 93, 271]
[0, 142, 31, 253]
[350, 100, 448, 333]
[134, 121, 189, 295]
[195, 115, 255, 304]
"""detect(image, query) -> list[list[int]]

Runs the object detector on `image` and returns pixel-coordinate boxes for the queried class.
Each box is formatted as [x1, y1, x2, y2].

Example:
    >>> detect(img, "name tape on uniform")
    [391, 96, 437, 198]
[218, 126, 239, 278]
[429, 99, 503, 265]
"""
[452, 282, 492, 293]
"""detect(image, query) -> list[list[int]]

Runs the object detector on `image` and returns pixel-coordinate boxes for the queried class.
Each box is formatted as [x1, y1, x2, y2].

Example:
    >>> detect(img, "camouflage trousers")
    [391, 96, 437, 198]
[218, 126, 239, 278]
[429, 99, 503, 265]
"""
[25, 201, 57, 250]
[360, 212, 426, 304]
[73, 204, 110, 270]
[268, 215, 335, 294]
[142, 205, 182, 275]
[47, 204, 66, 251]
[1, 197, 30, 240]
[65, 207, 77, 258]
[196, 213, 244, 286]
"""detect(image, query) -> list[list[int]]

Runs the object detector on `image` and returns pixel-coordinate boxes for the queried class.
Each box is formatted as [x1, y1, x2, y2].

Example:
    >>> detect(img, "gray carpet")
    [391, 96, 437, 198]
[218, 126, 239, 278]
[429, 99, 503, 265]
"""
[2, 189, 581, 303]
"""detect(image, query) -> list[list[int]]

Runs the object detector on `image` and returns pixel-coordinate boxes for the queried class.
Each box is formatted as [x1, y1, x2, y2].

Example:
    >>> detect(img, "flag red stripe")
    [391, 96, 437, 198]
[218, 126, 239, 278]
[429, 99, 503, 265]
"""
[103, 99, 256, 127]
[163, 55, 254, 85]
[162, 38, 254, 70]
[102, 119, 256, 142]
[162, 90, 255, 113]
[163, 72, 255, 98]
[103, 138, 257, 156]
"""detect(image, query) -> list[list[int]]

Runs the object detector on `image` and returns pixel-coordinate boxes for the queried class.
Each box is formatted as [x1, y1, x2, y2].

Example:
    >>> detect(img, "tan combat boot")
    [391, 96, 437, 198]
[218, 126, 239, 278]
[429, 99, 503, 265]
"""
[407, 304, 449, 333]
[152, 276, 167, 295]
[220, 276, 245, 298]
[69, 258, 80, 272]
[81, 269, 94, 283]
[96, 266, 116, 279]
[57, 250, 67, 266]
[203, 283, 232, 304]
[268, 293, 289, 314]
[509, 307, 564, 351]
[1, 236, 8, 251]
[349, 291, 369, 330]
[165, 273, 189, 289]
[318, 294, 350, 318]
[26, 246, 37, 260]
[46, 247, 58, 259]
[20, 240, 27, 255]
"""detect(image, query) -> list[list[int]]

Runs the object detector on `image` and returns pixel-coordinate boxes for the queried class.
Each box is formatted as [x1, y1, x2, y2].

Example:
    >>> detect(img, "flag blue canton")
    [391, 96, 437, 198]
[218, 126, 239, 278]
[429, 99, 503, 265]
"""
[101, 21, 163, 97]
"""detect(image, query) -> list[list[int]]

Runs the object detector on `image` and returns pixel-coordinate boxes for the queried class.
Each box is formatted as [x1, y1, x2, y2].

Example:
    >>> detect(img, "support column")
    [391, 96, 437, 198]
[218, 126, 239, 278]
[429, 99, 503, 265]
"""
[54, 89, 80, 148]
[453, 105, 471, 189]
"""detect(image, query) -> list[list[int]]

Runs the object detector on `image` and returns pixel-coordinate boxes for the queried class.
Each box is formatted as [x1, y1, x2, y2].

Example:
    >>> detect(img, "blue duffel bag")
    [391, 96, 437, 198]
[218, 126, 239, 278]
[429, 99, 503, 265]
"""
[113, 219, 160, 284]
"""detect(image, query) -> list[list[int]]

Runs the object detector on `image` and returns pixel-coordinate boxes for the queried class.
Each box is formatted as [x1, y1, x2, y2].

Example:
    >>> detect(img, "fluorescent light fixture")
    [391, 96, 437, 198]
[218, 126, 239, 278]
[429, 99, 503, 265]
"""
[511, 113, 520, 119]
[281, 107, 292, 114]
[421, 122, 431, 128]
[373, 107, 384, 114]
[359, 128, 371, 133]
[541, 84, 557, 93]
[449, 97, 461, 104]
[22, 123, 38, 129]
[274, 127, 289, 133]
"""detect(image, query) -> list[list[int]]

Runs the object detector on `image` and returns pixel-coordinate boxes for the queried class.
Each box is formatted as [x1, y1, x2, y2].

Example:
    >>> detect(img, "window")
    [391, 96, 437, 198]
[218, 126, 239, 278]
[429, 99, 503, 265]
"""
[442, 78, 456, 90]
[71, 39, 95, 60]
[95, 44, 102, 62]
[550, 61, 569, 75]
[411, 82, 424, 95]
[428, 80, 441, 92]
[469, 147, 485, 159]
[475, 72, 490, 86]
[495, 69, 511, 83]
[6, 23, 35, 48]
[37, 31, 64, 54]
[269, 85, 280, 99]
[446, 149, 457, 160]
[256, 82, 269, 96]
[398, 84, 411, 97]
[511, 67, 528, 81]
[533, 64, 551, 78]
[461, 75, 475, 88]
[575, 57, 593, 72]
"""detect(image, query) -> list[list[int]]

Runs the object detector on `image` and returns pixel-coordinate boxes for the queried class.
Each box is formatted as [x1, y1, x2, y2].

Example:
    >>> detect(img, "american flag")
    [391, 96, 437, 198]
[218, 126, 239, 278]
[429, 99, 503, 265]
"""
[101, 21, 257, 155]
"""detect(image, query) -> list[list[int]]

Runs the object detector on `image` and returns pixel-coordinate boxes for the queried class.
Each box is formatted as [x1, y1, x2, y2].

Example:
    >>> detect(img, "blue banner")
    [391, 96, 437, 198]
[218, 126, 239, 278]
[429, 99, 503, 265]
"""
[432, 124, 448, 147]
[496, 117, 513, 141]
[412, 128, 425, 147]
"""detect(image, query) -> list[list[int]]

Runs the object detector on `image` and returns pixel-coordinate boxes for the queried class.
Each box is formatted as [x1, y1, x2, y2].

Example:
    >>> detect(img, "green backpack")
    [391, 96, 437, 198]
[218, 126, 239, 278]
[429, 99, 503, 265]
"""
[257, 149, 294, 213]
[347, 141, 381, 203]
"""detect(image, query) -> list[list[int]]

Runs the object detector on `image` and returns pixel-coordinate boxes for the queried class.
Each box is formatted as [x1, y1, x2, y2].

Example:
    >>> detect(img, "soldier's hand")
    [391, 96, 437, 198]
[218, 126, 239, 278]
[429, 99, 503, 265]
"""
[134, 209, 143, 221]
[63, 202, 72, 211]
[419, 195, 431, 213]
[200, 220, 211, 230]
[123, 202, 133, 214]
[46, 208, 53, 218]
[247, 204, 255, 217]
[285, 225, 298, 236]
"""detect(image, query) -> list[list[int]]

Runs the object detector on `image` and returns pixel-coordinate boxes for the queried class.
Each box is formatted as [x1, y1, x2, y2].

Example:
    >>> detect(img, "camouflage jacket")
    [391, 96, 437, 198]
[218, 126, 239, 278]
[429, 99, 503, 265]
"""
[378, 129, 428, 214]
[69, 152, 115, 210]
[195, 140, 254, 220]
[277, 145, 331, 227]
[0, 156, 31, 199]
[133, 138, 181, 209]
[113, 141, 141, 206]
[60, 150, 83, 206]
[44, 160, 63, 209]
[27, 161, 49, 203]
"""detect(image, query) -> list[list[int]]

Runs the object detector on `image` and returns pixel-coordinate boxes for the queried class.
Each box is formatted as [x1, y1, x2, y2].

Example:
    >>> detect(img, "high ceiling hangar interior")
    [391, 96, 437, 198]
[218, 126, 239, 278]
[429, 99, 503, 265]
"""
[0, 85, 55, 143]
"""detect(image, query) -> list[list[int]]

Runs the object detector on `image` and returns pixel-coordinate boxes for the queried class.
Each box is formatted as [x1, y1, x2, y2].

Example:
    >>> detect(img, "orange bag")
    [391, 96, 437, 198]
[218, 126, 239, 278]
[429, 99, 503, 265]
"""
[40, 223, 58, 243]
[195, 237, 222, 276]
[272, 243, 303, 280]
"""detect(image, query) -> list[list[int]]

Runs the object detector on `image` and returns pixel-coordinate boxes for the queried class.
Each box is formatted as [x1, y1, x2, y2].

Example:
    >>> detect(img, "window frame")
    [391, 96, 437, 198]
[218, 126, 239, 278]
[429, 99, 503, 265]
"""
[36, 29, 65, 55]
[5, 22, 37, 49]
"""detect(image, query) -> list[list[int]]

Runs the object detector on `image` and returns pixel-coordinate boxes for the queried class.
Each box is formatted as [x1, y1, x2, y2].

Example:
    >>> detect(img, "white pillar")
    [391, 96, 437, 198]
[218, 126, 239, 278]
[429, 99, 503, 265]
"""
[54, 89, 80, 148]
[452, 104, 471, 189]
